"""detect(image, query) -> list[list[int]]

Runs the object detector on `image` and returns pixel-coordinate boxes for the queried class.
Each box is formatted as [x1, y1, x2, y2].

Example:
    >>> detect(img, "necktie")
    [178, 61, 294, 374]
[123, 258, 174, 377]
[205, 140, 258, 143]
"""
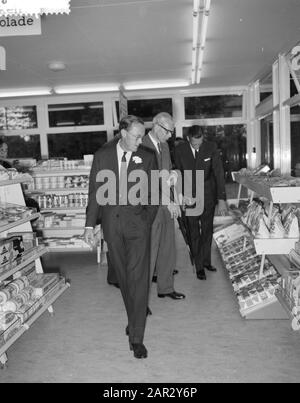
[194, 149, 199, 159]
[157, 142, 162, 168]
[119, 151, 127, 205]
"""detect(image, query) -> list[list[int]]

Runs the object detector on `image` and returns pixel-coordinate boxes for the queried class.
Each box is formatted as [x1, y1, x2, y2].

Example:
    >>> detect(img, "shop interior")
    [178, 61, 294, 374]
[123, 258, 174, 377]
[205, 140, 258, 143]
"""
[0, 0, 300, 383]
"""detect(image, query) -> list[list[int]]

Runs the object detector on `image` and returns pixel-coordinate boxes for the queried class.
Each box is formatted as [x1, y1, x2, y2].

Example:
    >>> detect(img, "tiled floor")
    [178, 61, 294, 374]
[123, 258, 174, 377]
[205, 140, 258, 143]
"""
[1, 222, 300, 383]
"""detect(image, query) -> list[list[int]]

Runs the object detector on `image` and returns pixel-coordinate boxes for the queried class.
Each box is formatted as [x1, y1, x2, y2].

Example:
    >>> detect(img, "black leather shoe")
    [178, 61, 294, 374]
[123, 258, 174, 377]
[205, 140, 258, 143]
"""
[107, 281, 120, 289]
[152, 275, 157, 283]
[125, 325, 129, 336]
[158, 291, 185, 300]
[196, 271, 206, 280]
[205, 265, 217, 272]
[129, 342, 148, 359]
[173, 269, 178, 275]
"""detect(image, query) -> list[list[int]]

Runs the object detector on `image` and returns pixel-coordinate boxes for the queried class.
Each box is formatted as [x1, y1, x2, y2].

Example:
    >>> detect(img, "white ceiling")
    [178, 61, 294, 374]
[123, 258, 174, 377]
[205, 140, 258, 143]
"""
[0, 0, 300, 92]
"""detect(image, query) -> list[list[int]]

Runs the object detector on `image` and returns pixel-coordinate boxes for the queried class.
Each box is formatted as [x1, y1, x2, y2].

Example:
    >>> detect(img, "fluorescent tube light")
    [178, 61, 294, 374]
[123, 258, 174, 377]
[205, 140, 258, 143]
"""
[124, 81, 190, 91]
[54, 84, 119, 94]
[0, 87, 52, 97]
[196, 0, 211, 84]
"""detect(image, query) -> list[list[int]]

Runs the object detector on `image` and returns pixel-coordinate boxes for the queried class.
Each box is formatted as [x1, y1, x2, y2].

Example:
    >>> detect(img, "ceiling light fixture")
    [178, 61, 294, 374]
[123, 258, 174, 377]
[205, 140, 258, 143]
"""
[0, 87, 52, 98]
[191, 0, 200, 84]
[54, 84, 119, 94]
[124, 80, 190, 91]
[48, 61, 66, 71]
[191, 0, 211, 85]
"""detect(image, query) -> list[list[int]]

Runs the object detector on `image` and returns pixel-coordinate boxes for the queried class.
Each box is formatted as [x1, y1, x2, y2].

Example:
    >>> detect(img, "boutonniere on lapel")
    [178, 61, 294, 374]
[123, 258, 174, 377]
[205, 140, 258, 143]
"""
[132, 156, 142, 164]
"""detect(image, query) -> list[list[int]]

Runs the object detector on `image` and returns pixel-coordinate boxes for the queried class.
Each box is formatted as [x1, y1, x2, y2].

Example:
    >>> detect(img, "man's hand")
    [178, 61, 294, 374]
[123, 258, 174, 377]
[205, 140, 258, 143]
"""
[178, 194, 196, 209]
[167, 202, 181, 219]
[215, 199, 228, 216]
[166, 170, 178, 187]
[83, 228, 95, 247]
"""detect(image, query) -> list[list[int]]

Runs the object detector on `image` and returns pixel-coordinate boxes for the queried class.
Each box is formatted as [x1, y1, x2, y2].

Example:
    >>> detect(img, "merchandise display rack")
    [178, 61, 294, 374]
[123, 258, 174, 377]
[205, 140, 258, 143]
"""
[224, 173, 300, 325]
[0, 178, 70, 367]
[30, 164, 103, 263]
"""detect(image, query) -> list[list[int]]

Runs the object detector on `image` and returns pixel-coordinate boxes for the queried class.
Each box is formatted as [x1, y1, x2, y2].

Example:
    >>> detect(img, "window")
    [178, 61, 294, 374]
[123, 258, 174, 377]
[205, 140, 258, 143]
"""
[47, 131, 107, 159]
[5, 135, 41, 159]
[48, 102, 104, 127]
[184, 95, 243, 119]
[127, 98, 172, 122]
[260, 116, 274, 169]
[0, 105, 37, 130]
[183, 125, 246, 182]
[290, 105, 300, 176]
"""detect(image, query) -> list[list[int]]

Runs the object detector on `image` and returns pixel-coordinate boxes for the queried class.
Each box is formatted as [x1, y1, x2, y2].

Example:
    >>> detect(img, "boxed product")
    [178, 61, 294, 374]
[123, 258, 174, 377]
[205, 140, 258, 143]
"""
[30, 273, 60, 298]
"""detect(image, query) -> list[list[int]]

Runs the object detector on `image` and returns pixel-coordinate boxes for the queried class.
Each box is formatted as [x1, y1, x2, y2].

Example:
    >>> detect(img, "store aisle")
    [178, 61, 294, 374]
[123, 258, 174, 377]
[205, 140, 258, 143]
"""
[1, 227, 300, 383]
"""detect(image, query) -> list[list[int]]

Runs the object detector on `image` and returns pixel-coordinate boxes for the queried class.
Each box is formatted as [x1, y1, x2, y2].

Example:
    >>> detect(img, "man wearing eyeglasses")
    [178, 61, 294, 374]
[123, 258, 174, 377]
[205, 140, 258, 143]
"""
[143, 112, 185, 301]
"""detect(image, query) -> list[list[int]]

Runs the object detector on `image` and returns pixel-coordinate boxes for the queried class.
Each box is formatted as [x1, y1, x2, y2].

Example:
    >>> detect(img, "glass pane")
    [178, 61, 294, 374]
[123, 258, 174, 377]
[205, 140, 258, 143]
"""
[47, 131, 107, 159]
[290, 105, 300, 176]
[184, 95, 242, 119]
[48, 102, 104, 127]
[128, 99, 172, 122]
[182, 125, 247, 183]
[260, 92, 272, 102]
[4, 135, 41, 159]
[0, 106, 37, 130]
[260, 117, 274, 169]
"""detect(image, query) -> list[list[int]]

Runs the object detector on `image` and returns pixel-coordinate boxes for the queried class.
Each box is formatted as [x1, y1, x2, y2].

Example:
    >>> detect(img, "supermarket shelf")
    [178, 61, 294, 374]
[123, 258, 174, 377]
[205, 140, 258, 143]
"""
[0, 282, 70, 358]
[0, 177, 33, 187]
[254, 238, 298, 255]
[38, 228, 84, 238]
[48, 246, 92, 253]
[31, 169, 90, 177]
[32, 188, 88, 194]
[234, 173, 300, 203]
[240, 295, 289, 320]
[40, 208, 85, 213]
[0, 213, 40, 233]
[0, 246, 48, 283]
[266, 255, 291, 277]
[275, 290, 294, 319]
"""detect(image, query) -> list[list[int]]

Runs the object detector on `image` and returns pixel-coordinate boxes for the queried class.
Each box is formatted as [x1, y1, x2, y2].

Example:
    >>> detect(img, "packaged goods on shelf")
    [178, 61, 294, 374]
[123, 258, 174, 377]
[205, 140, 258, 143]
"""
[213, 223, 249, 248]
[0, 203, 37, 228]
[7, 232, 37, 250]
[289, 249, 300, 269]
[232, 262, 279, 292]
[30, 273, 60, 298]
[0, 312, 18, 331]
[0, 318, 22, 348]
[14, 262, 37, 281]
[237, 276, 279, 313]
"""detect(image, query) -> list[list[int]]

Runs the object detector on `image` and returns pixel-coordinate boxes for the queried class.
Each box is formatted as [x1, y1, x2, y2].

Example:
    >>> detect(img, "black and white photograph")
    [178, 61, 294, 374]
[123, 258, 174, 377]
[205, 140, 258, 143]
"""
[0, 0, 300, 384]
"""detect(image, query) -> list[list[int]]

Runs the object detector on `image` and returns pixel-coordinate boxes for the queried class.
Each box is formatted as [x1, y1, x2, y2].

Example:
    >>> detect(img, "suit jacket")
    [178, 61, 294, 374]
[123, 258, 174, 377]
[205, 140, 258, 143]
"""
[142, 134, 172, 171]
[85, 139, 158, 228]
[174, 140, 226, 207]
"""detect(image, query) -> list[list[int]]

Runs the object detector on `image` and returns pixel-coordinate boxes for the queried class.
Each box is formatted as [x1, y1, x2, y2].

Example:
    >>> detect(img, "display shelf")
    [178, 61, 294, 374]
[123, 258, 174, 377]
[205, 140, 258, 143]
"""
[32, 188, 88, 195]
[0, 282, 70, 360]
[253, 238, 298, 255]
[30, 169, 90, 177]
[240, 295, 288, 320]
[233, 173, 300, 203]
[40, 208, 85, 213]
[48, 246, 92, 253]
[0, 177, 33, 187]
[0, 245, 48, 283]
[0, 213, 40, 233]
[38, 228, 84, 238]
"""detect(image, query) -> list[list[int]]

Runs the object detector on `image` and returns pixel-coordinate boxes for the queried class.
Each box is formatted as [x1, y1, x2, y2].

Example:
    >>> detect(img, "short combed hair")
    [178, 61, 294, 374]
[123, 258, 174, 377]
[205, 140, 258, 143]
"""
[188, 125, 204, 139]
[119, 115, 144, 132]
[152, 112, 173, 125]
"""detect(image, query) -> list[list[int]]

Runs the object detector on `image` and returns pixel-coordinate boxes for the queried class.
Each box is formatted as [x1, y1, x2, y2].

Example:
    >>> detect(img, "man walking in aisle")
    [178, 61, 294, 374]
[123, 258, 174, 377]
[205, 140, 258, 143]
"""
[174, 125, 227, 280]
[84, 115, 158, 359]
[143, 112, 185, 301]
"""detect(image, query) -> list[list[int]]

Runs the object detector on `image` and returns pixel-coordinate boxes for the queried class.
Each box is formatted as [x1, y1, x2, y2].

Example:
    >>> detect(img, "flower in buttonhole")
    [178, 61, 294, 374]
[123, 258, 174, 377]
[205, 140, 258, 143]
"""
[132, 156, 142, 164]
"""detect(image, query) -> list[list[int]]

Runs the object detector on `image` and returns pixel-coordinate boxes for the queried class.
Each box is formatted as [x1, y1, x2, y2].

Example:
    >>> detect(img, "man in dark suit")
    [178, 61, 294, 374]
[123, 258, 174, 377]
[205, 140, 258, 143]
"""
[174, 125, 227, 280]
[84, 115, 158, 359]
[143, 112, 185, 300]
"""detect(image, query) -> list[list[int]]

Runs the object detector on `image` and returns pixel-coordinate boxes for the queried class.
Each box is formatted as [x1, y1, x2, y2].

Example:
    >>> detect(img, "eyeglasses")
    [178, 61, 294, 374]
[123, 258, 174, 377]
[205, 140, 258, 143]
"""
[156, 122, 174, 135]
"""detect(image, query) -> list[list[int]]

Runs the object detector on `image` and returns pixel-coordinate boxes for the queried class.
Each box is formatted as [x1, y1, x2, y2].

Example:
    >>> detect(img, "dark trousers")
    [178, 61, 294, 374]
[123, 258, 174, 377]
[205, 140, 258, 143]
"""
[103, 209, 151, 344]
[187, 204, 215, 273]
